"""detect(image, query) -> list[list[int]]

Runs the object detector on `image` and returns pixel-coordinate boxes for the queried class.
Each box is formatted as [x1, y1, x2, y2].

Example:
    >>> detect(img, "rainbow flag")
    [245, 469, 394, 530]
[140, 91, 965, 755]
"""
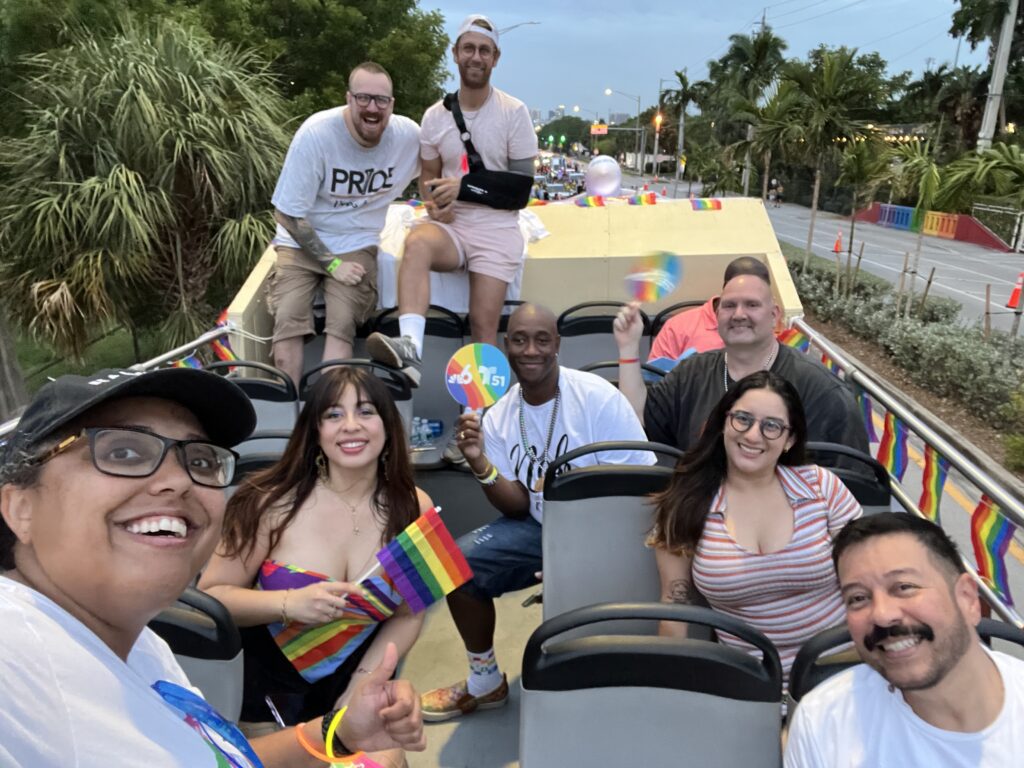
[858, 391, 878, 442]
[876, 412, 909, 480]
[210, 337, 237, 362]
[172, 354, 203, 370]
[777, 327, 810, 352]
[405, 199, 425, 208]
[690, 198, 722, 211]
[574, 195, 605, 207]
[527, 198, 548, 206]
[970, 495, 1017, 606]
[918, 445, 950, 523]
[377, 507, 473, 614]
[627, 192, 657, 205]
[821, 352, 841, 377]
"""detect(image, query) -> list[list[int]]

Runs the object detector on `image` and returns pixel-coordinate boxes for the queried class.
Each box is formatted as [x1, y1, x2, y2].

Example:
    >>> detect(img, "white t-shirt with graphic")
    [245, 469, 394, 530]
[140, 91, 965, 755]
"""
[419, 87, 537, 230]
[785, 648, 1024, 767]
[0, 576, 257, 767]
[272, 107, 420, 254]
[483, 367, 654, 522]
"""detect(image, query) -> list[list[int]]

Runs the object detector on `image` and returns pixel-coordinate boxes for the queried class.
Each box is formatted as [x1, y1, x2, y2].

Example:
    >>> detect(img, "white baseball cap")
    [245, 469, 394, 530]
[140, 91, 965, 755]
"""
[455, 14, 500, 50]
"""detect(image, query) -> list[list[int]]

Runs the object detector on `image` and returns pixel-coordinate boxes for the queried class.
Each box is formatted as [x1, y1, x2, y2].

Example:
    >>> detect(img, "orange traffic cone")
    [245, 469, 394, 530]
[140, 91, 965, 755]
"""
[833, 230, 843, 254]
[1007, 272, 1024, 309]
[661, 187, 668, 196]
[643, 183, 649, 191]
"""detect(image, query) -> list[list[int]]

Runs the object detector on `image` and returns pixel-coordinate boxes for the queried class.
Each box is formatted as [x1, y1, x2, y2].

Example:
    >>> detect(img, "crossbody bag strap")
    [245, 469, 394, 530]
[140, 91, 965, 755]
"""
[442, 92, 486, 173]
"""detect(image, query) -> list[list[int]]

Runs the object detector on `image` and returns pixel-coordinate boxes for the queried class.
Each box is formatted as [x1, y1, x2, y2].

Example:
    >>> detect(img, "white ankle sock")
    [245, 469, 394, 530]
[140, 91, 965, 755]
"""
[466, 647, 503, 696]
[398, 313, 426, 356]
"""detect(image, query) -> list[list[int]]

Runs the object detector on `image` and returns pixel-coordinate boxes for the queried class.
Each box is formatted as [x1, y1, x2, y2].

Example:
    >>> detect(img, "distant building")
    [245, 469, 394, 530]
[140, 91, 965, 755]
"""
[530, 108, 541, 123]
[547, 109, 558, 121]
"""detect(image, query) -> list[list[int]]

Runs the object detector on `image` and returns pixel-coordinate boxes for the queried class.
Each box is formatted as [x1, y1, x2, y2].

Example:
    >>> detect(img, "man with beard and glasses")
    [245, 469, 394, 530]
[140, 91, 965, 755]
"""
[270, 62, 420, 388]
[367, 15, 538, 388]
[416, 304, 654, 722]
[613, 264, 868, 455]
[785, 513, 1024, 767]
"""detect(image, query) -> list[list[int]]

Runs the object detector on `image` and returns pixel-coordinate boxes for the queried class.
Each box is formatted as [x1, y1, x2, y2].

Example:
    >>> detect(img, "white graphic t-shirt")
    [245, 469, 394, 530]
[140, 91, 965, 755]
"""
[483, 367, 654, 522]
[272, 107, 420, 254]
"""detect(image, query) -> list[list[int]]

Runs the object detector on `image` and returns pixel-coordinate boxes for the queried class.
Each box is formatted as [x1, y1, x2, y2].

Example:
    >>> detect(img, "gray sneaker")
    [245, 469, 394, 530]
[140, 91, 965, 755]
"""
[367, 333, 422, 386]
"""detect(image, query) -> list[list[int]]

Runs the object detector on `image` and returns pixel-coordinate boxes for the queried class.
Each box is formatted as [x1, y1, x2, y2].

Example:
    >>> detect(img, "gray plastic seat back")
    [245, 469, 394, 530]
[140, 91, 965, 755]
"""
[520, 603, 783, 768]
[541, 441, 681, 635]
[556, 302, 651, 369]
[806, 442, 892, 517]
[298, 359, 414, 438]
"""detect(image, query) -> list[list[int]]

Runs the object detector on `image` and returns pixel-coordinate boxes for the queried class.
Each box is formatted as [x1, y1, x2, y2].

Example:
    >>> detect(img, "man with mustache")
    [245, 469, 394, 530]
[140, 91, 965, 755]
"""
[785, 513, 1024, 766]
[270, 62, 420, 387]
[613, 264, 867, 453]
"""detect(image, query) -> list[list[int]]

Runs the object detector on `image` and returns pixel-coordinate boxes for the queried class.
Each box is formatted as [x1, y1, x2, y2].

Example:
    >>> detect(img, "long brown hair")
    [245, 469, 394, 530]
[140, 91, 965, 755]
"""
[650, 371, 808, 554]
[221, 367, 418, 560]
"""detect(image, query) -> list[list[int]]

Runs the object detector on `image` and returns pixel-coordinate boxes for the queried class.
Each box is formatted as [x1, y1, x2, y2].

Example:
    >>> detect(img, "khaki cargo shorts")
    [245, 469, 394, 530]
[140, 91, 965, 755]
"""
[269, 245, 378, 344]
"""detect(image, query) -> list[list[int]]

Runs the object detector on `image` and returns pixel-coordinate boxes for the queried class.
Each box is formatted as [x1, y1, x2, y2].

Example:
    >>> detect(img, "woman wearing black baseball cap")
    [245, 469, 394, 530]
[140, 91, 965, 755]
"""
[0, 367, 424, 767]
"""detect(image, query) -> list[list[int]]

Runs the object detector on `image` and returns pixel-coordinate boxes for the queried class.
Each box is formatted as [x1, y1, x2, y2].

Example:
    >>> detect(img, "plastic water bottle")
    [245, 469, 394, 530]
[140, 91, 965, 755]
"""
[410, 417, 423, 448]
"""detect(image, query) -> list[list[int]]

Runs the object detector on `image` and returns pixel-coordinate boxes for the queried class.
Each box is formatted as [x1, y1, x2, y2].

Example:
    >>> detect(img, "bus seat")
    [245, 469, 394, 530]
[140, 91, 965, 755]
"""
[519, 602, 783, 767]
[556, 302, 651, 370]
[541, 441, 683, 636]
[373, 305, 467, 470]
[806, 442, 891, 515]
[651, 300, 706, 341]
[298, 359, 414, 439]
[579, 360, 667, 392]
[149, 587, 244, 722]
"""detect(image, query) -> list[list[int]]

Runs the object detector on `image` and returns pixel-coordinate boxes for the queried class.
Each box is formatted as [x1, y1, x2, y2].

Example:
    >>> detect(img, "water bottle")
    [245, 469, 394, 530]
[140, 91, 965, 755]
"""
[410, 417, 422, 448]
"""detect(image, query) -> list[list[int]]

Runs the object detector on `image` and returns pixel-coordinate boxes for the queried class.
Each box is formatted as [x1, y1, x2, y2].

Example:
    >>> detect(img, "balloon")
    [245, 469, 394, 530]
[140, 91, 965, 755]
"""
[585, 155, 622, 197]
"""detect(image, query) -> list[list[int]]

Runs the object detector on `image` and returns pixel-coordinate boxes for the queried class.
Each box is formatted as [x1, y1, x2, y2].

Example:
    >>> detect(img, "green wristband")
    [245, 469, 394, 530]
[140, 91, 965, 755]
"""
[326, 257, 342, 273]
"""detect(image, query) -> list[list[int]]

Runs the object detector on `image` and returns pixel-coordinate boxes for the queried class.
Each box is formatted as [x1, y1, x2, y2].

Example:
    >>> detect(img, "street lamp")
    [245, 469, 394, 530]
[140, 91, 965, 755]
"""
[605, 87, 642, 173]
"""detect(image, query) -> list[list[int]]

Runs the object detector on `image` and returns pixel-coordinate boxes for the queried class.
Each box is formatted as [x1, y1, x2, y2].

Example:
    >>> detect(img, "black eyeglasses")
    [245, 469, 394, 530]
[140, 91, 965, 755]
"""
[31, 427, 237, 488]
[349, 92, 393, 108]
[727, 410, 790, 440]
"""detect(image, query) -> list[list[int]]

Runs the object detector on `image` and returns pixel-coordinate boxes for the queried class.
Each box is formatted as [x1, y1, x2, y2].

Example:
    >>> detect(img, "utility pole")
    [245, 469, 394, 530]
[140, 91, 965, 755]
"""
[675, 68, 687, 196]
[977, 0, 1019, 152]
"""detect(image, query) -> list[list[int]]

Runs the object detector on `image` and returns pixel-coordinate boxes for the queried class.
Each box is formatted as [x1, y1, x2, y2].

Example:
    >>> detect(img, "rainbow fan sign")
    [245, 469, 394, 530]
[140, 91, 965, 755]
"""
[445, 343, 511, 408]
[625, 250, 682, 303]
[376, 507, 474, 614]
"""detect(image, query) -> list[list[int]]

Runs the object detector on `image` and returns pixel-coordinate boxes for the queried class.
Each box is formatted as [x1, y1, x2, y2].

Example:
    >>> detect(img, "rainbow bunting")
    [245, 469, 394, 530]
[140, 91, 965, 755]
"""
[171, 354, 203, 370]
[574, 195, 605, 207]
[627, 192, 657, 206]
[376, 507, 473, 613]
[820, 353, 841, 377]
[918, 445, 950, 523]
[690, 198, 722, 211]
[876, 412, 909, 480]
[970, 495, 1017, 606]
[858, 391, 878, 442]
[209, 337, 236, 362]
[777, 327, 810, 352]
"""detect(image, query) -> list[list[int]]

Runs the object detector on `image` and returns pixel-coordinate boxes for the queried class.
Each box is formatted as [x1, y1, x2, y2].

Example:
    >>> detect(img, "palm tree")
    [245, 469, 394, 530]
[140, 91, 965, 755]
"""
[938, 142, 1024, 212]
[891, 140, 941, 316]
[0, 17, 290, 357]
[837, 136, 890, 258]
[936, 66, 989, 152]
[781, 49, 878, 266]
[737, 81, 803, 201]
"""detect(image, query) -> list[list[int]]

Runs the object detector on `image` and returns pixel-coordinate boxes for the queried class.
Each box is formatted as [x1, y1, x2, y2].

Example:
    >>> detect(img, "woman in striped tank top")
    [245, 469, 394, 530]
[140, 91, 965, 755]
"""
[201, 367, 432, 766]
[649, 371, 861, 701]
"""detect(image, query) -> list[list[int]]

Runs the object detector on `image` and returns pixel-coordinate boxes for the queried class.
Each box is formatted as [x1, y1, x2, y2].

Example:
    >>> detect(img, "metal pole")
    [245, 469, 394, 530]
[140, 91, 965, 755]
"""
[635, 95, 642, 174]
[977, 0, 1019, 152]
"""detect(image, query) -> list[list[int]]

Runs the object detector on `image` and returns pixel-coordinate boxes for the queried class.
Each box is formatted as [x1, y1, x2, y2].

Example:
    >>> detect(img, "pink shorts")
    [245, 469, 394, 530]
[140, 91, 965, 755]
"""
[420, 215, 524, 284]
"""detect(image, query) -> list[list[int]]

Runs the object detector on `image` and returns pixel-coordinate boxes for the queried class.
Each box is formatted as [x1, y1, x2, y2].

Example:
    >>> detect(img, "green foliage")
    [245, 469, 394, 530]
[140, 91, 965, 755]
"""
[0, 16, 290, 355]
[937, 143, 1024, 212]
[537, 116, 591, 149]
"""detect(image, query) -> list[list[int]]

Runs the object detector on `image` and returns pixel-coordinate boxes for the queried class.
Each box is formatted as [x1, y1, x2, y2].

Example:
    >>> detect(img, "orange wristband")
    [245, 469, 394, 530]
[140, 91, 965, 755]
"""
[618, 358, 640, 364]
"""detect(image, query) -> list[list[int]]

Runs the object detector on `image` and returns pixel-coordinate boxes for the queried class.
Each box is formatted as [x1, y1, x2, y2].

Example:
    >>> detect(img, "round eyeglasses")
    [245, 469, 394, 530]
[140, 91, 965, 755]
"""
[31, 426, 237, 488]
[726, 410, 790, 440]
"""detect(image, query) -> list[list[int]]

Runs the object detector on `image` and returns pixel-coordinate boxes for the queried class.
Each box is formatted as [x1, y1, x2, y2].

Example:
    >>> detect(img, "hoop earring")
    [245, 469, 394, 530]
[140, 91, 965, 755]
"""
[316, 451, 329, 483]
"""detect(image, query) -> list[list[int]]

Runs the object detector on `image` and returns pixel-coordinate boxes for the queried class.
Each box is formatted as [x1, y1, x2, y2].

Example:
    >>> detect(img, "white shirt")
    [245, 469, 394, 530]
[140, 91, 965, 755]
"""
[272, 107, 420, 254]
[483, 367, 654, 522]
[0, 576, 257, 767]
[785, 648, 1024, 767]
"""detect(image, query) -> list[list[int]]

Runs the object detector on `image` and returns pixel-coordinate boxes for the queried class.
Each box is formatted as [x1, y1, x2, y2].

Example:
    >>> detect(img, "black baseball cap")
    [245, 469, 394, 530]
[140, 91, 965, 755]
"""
[3, 368, 256, 461]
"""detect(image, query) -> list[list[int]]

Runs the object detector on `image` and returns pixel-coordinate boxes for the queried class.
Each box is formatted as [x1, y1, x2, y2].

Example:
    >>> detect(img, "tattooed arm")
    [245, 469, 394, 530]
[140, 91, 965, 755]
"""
[654, 546, 700, 638]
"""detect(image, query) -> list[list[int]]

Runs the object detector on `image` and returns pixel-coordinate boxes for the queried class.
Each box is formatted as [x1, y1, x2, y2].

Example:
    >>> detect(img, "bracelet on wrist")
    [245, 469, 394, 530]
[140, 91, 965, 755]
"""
[326, 257, 343, 273]
[618, 357, 640, 364]
[476, 464, 499, 486]
[322, 706, 355, 759]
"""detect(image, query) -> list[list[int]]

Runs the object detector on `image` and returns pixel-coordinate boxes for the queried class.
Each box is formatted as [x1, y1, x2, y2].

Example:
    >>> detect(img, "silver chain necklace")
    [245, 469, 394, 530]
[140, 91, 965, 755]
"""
[723, 343, 778, 392]
[519, 386, 561, 491]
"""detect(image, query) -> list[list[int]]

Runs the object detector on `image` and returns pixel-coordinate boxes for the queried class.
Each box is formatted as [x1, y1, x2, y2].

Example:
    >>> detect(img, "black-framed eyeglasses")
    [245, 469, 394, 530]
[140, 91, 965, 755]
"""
[349, 92, 393, 108]
[727, 410, 790, 440]
[31, 427, 237, 488]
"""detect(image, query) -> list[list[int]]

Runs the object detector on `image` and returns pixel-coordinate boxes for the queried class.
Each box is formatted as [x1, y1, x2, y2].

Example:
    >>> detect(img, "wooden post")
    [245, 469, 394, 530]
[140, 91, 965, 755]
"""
[844, 244, 855, 298]
[894, 252, 909, 317]
[1013, 292, 1023, 338]
[918, 267, 936, 317]
[834, 250, 842, 298]
[850, 242, 864, 299]
[985, 284, 992, 338]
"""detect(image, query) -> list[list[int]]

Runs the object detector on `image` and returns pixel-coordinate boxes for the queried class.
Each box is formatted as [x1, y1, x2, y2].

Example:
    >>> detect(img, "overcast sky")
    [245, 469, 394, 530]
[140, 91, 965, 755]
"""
[424, 0, 990, 120]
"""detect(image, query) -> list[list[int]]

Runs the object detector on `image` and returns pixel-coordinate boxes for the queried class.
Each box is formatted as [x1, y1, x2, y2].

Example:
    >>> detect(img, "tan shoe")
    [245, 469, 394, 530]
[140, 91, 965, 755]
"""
[420, 674, 509, 722]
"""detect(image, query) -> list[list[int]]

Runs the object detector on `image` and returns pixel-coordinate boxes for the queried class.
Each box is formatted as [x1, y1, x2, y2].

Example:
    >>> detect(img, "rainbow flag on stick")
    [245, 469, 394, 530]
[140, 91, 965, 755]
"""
[918, 445, 950, 523]
[970, 495, 1017, 606]
[876, 412, 909, 480]
[690, 198, 722, 211]
[777, 327, 810, 352]
[858, 391, 878, 442]
[574, 195, 605, 207]
[375, 508, 473, 614]
[820, 352, 841, 377]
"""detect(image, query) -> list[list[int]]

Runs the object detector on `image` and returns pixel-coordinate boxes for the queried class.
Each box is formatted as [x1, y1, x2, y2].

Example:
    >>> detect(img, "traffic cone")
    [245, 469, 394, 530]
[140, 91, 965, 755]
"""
[1007, 272, 1024, 309]
[643, 183, 649, 191]
[661, 186, 668, 196]
[833, 230, 843, 254]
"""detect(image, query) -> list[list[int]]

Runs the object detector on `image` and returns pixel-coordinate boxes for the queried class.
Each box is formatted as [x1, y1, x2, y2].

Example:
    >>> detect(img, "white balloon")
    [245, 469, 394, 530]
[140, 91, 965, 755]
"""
[585, 155, 622, 197]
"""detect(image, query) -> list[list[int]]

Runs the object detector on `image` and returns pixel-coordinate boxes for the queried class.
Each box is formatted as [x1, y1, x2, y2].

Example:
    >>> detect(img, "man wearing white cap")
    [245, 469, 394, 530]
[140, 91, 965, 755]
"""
[367, 14, 538, 385]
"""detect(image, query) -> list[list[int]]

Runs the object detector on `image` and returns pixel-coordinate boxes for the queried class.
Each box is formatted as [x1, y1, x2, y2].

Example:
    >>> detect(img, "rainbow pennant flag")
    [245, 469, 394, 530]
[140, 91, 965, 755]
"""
[820, 352, 841, 377]
[918, 445, 950, 523]
[858, 391, 878, 442]
[376, 507, 473, 614]
[876, 412, 909, 480]
[210, 337, 237, 362]
[690, 198, 722, 211]
[777, 327, 810, 352]
[627, 192, 657, 205]
[171, 354, 203, 370]
[574, 195, 605, 207]
[527, 198, 548, 206]
[970, 495, 1017, 606]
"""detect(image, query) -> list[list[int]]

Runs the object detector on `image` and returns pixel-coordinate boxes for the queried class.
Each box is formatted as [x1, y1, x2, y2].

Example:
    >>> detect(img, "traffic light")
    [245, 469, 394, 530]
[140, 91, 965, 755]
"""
[559, 134, 566, 145]
[654, 113, 663, 133]
[548, 134, 554, 144]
